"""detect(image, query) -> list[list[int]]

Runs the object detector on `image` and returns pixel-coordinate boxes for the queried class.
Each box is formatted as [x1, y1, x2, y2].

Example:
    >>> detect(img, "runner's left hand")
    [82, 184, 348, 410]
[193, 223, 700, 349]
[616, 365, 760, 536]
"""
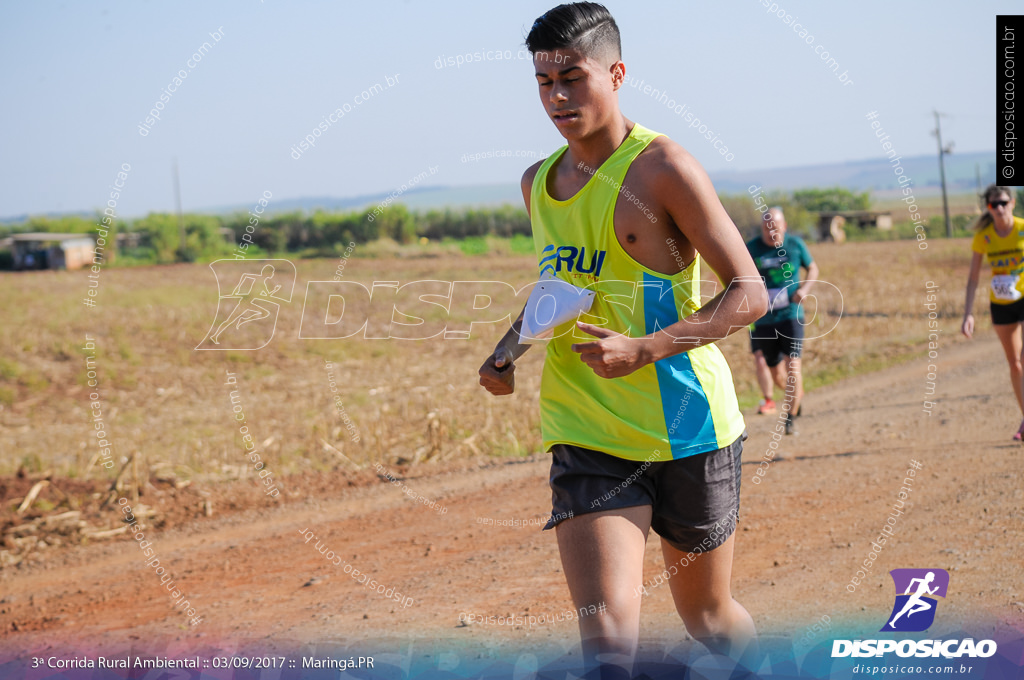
[571, 322, 651, 378]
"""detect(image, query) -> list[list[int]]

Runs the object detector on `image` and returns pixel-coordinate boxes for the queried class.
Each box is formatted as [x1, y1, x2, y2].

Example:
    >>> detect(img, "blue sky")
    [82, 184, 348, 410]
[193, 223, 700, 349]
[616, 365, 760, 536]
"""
[0, 0, 1011, 218]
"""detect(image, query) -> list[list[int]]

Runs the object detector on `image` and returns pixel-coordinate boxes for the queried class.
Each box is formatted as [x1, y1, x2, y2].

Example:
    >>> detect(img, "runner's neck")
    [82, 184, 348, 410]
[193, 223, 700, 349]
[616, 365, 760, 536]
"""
[564, 118, 633, 176]
[994, 216, 1015, 237]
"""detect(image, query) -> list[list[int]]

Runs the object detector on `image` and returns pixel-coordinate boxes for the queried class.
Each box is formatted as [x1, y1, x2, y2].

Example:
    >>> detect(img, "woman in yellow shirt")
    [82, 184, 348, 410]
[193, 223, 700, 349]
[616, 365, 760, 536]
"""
[962, 184, 1024, 439]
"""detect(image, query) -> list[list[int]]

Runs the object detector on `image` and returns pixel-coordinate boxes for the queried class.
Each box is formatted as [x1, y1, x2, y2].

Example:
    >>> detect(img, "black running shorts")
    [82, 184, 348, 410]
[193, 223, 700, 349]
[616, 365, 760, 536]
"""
[543, 433, 746, 553]
[991, 298, 1024, 326]
[750, 318, 804, 367]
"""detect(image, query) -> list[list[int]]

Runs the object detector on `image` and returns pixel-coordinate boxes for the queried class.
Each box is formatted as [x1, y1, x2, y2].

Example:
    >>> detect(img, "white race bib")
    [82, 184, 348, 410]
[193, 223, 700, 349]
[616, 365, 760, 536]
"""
[992, 274, 1022, 302]
[767, 287, 790, 311]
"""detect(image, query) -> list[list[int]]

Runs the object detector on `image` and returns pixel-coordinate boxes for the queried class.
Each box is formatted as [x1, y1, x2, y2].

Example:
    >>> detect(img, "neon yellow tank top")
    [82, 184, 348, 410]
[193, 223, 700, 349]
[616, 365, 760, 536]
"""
[530, 122, 745, 462]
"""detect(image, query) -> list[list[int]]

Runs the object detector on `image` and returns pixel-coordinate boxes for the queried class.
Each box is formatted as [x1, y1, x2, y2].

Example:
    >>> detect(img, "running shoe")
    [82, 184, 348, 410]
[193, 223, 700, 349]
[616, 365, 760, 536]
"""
[1014, 419, 1024, 441]
[757, 398, 776, 414]
[785, 412, 798, 436]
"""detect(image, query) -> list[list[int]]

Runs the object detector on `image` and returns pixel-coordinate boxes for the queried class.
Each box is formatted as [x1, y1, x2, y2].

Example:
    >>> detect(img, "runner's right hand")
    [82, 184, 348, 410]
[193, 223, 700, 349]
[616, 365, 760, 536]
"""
[479, 346, 515, 395]
[961, 314, 974, 339]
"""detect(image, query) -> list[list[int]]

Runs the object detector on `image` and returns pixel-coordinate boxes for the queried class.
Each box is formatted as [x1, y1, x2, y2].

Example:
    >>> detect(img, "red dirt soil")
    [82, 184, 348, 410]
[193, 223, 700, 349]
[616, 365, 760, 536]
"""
[1, 337, 1022, 660]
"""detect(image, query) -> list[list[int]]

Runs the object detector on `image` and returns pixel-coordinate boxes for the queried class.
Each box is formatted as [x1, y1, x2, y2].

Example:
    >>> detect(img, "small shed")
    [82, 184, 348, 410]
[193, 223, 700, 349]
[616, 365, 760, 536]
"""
[817, 211, 893, 242]
[116, 232, 142, 249]
[10, 233, 96, 271]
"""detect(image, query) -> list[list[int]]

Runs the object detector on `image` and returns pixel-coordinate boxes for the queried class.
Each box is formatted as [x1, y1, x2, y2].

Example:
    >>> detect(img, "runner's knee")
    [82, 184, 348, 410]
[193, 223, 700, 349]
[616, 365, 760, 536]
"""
[679, 600, 736, 639]
[579, 598, 639, 639]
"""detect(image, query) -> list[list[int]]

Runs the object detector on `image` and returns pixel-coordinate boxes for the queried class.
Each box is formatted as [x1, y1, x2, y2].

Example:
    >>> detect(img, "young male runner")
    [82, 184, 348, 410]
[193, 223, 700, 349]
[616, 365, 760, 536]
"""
[746, 207, 818, 434]
[478, 3, 767, 675]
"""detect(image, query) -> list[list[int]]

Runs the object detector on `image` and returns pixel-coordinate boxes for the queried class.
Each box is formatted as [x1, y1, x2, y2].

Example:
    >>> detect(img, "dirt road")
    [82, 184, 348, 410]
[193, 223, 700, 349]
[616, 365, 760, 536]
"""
[1, 335, 1022, 667]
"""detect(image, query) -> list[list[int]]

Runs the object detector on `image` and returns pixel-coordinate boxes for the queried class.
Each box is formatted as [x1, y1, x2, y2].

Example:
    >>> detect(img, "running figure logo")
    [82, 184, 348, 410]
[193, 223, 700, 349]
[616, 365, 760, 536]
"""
[881, 568, 950, 632]
[197, 259, 296, 350]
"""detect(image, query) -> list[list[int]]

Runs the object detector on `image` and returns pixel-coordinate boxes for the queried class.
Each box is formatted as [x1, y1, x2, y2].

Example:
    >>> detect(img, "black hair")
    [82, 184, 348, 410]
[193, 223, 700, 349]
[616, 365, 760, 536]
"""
[525, 3, 621, 64]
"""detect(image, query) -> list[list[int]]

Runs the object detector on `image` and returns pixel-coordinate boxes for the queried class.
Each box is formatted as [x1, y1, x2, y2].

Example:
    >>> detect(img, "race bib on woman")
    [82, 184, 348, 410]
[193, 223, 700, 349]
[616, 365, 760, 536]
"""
[992, 274, 1023, 302]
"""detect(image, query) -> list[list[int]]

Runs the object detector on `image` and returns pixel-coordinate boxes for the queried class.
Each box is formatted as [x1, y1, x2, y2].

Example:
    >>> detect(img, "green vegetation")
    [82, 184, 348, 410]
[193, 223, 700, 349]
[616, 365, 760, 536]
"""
[0, 184, 987, 269]
[843, 214, 975, 243]
[791, 187, 871, 212]
[719, 190, 817, 240]
[0, 204, 534, 268]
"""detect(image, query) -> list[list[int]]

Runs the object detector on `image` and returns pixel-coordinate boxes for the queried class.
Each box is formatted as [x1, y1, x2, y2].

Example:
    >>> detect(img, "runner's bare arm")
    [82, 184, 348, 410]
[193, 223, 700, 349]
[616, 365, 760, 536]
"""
[644, 145, 768, 360]
[962, 250, 983, 338]
[792, 260, 819, 304]
[478, 162, 544, 395]
[495, 161, 544, 361]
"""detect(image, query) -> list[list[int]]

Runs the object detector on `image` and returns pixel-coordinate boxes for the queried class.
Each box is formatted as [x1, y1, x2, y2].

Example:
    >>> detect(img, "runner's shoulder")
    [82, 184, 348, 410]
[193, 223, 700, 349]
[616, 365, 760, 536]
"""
[632, 135, 711, 198]
[521, 159, 548, 210]
[970, 225, 992, 253]
[791, 233, 815, 258]
[633, 135, 695, 174]
[786, 233, 809, 248]
[975, 221, 994, 235]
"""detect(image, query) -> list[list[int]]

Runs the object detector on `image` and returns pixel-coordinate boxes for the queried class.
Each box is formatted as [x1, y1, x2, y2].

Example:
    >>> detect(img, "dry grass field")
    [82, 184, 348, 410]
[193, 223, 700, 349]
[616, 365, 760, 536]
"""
[0, 238, 980, 486]
[3, 236, 1024, 678]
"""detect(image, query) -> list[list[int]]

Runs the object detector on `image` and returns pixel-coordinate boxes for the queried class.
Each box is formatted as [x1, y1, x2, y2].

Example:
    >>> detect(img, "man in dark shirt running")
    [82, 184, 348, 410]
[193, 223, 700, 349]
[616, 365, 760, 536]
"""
[746, 207, 818, 434]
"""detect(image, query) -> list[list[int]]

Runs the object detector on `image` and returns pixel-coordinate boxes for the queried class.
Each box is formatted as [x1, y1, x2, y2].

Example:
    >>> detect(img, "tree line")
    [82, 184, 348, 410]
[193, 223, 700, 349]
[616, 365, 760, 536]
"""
[1, 187, 920, 267]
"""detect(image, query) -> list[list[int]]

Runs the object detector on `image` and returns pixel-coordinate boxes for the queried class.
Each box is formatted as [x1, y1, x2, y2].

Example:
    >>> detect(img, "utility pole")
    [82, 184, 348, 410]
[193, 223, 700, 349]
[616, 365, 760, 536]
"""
[974, 160, 983, 214]
[932, 111, 953, 238]
[173, 158, 187, 260]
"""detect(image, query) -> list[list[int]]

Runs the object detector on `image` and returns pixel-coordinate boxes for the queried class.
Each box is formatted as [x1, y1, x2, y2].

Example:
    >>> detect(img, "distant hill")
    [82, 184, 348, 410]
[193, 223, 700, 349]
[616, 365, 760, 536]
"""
[203, 149, 996, 213]
[0, 210, 95, 226]
[1, 151, 996, 224]
[711, 150, 996, 196]
[201, 183, 524, 215]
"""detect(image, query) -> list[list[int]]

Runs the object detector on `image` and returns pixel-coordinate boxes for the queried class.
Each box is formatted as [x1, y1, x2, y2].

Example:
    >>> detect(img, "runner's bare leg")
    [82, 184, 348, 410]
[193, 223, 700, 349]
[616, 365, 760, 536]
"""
[753, 350, 775, 401]
[661, 534, 757, 664]
[556, 505, 652, 679]
[993, 321, 1024, 414]
[783, 355, 804, 416]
